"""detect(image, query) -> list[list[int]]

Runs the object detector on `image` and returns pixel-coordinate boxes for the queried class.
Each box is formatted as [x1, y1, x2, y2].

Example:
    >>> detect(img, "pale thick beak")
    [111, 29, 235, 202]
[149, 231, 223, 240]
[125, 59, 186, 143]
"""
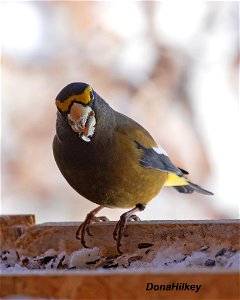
[67, 103, 96, 142]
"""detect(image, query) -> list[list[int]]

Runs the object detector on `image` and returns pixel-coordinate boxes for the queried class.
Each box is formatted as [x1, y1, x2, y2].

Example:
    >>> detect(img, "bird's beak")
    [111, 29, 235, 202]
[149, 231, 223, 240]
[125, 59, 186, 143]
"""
[67, 103, 96, 142]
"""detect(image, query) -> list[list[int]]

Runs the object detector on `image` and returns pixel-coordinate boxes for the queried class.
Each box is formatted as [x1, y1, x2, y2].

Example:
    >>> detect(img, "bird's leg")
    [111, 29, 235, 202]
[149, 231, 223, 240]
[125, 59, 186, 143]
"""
[76, 205, 105, 248]
[113, 204, 145, 253]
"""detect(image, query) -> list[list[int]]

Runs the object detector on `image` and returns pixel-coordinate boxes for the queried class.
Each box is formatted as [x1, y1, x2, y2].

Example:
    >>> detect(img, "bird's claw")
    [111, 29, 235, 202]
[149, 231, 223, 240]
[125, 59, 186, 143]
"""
[76, 218, 92, 247]
[113, 215, 128, 254]
[92, 216, 110, 223]
[128, 214, 141, 222]
[113, 206, 143, 253]
[86, 216, 110, 236]
[75, 206, 107, 248]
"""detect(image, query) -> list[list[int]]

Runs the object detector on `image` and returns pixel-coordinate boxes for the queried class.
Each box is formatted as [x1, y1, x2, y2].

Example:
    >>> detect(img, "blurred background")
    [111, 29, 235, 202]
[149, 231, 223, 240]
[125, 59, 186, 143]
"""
[1, 1, 239, 223]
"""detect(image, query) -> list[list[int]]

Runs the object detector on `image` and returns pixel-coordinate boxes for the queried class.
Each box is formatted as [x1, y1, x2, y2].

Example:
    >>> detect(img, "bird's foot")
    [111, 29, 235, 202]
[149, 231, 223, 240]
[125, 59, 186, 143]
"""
[113, 205, 145, 254]
[128, 214, 141, 222]
[91, 216, 110, 223]
[75, 205, 105, 248]
[75, 219, 91, 248]
[87, 216, 110, 235]
[113, 213, 128, 254]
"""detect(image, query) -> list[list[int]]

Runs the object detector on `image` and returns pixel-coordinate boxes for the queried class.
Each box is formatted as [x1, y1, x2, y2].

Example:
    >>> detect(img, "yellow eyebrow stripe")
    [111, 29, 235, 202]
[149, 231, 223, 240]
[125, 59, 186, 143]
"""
[56, 86, 92, 112]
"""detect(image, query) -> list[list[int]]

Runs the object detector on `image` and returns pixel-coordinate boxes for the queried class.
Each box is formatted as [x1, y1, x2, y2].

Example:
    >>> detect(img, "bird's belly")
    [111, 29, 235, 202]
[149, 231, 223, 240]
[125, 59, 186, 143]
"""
[58, 158, 167, 209]
[106, 166, 167, 208]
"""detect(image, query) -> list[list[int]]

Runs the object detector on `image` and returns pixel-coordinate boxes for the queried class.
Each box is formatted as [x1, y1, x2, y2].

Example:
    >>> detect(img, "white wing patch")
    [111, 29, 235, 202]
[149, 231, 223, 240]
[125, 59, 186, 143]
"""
[153, 145, 168, 156]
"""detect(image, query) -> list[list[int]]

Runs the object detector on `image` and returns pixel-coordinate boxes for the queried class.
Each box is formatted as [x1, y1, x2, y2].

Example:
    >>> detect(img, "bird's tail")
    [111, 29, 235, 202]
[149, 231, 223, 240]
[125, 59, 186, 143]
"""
[173, 182, 213, 195]
[164, 173, 213, 195]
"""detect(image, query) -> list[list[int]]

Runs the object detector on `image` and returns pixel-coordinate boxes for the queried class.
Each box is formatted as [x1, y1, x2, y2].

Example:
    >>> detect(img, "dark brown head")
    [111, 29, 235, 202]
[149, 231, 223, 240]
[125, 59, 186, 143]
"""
[55, 82, 96, 142]
[55, 82, 115, 145]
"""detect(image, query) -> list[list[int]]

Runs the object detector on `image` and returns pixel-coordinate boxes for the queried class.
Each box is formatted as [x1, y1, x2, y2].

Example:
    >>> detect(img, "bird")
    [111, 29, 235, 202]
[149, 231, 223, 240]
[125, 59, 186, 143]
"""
[53, 82, 213, 253]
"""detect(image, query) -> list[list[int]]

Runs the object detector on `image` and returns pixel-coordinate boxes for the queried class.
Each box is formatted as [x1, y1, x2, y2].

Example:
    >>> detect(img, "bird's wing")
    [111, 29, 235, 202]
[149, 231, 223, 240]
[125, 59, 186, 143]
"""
[135, 141, 184, 176]
[135, 143, 213, 194]
[114, 111, 185, 176]
[114, 111, 213, 194]
[114, 111, 158, 148]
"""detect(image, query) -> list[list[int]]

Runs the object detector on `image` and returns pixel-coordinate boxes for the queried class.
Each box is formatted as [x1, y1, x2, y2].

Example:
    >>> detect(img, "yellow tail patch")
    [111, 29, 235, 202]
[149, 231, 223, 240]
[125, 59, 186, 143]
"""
[164, 173, 189, 186]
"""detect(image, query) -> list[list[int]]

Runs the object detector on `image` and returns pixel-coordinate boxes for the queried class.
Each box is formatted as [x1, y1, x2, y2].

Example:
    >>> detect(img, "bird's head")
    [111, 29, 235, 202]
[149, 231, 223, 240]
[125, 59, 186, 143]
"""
[55, 82, 96, 142]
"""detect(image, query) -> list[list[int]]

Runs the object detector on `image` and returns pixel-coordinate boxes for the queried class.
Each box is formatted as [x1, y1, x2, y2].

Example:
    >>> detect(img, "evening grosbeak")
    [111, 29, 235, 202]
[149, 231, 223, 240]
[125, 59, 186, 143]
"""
[53, 82, 213, 253]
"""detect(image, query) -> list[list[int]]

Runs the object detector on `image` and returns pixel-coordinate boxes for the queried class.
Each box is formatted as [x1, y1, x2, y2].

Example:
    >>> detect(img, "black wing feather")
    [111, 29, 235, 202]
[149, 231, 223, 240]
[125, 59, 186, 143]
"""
[134, 141, 214, 196]
[135, 141, 183, 177]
